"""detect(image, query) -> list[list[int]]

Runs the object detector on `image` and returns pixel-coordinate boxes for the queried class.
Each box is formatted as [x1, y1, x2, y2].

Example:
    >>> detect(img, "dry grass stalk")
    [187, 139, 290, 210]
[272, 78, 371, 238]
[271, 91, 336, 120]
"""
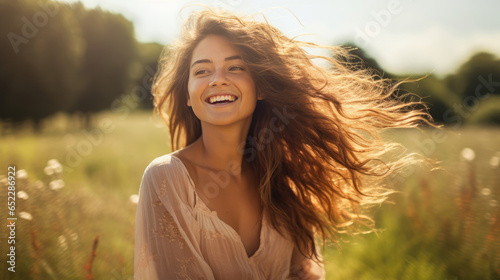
[84, 235, 99, 280]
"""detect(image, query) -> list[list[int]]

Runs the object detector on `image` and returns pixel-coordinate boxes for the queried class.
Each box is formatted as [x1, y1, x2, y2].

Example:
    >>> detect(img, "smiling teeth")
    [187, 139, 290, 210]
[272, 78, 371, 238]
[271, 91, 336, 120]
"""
[209, 95, 236, 104]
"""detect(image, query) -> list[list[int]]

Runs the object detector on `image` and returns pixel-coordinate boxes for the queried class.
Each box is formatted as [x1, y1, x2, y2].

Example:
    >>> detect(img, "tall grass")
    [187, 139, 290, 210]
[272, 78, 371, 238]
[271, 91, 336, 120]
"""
[0, 111, 499, 279]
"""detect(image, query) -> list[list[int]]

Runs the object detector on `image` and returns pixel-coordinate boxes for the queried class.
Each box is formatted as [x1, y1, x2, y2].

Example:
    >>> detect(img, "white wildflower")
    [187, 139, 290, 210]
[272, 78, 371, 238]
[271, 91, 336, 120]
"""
[49, 179, 65, 190]
[129, 194, 139, 204]
[17, 191, 29, 200]
[461, 148, 475, 161]
[44, 166, 54, 176]
[491, 200, 498, 208]
[17, 169, 28, 179]
[44, 159, 63, 176]
[58, 235, 68, 251]
[48, 159, 63, 174]
[19, 211, 32, 221]
[70, 232, 79, 241]
[481, 188, 491, 196]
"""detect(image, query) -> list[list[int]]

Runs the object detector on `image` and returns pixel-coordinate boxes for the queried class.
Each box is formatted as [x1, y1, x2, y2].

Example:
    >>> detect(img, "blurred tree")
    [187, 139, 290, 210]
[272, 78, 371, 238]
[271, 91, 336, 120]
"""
[0, 0, 84, 132]
[445, 52, 500, 98]
[336, 42, 452, 123]
[133, 42, 164, 110]
[444, 52, 500, 124]
[70, 6, 137, 129]
[397, 74, 457, 124]
[340, 42, 391, 79]
[0, 0, 140, 133]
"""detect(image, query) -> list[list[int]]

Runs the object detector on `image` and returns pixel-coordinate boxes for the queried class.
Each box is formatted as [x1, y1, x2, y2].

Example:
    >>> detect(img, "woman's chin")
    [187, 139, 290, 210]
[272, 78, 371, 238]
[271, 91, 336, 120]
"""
[199, 115, 253, 127]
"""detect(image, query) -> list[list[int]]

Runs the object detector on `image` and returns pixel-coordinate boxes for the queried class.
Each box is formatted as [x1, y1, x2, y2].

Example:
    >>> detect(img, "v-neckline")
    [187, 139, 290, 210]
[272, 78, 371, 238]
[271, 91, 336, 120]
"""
[170, 154, 265, 259]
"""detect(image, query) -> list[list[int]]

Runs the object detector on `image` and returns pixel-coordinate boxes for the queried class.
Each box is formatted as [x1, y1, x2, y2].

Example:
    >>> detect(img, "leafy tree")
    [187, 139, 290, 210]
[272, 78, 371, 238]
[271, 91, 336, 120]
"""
[397, 74, 457, 124]
[70, 6, 137, 128]
[340, 42, 391, 79]
[445, 52, 500, 98]
[134, 42, 164, 110]
[0, 0, 84, 132]
[444, 52, 500, 124]
[0, 0, 140, 132]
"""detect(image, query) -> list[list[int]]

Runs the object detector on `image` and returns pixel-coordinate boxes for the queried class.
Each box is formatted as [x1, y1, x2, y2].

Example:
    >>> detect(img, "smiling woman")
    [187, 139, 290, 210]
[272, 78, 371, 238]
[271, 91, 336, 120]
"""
[134, 7, 433, 280]
[186, 34, 261, 127]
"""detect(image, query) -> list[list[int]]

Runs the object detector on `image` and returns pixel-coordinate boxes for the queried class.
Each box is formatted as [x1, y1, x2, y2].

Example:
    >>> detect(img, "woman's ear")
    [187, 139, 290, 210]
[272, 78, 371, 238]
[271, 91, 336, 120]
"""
[187, 95, 191, 107]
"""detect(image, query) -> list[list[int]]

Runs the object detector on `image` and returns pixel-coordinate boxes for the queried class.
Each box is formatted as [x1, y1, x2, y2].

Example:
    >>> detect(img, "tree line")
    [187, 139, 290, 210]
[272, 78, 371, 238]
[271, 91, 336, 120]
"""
[0, 0, 162, 132]
[342, 43, 500, 125]
[1, 0, 499, 133]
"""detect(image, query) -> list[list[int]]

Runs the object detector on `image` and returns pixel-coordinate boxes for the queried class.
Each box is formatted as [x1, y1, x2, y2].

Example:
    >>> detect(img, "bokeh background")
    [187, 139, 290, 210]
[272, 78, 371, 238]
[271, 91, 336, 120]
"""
[1, 0, 500, 279]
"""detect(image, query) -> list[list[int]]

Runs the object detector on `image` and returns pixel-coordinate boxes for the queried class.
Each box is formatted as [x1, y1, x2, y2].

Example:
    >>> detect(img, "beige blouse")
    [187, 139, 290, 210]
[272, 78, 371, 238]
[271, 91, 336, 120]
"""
[134, 153, 325, 279]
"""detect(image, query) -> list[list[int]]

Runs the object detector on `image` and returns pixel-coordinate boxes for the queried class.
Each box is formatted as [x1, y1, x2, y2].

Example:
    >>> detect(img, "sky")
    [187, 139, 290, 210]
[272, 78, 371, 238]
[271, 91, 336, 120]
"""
[56, 0, 500, 77]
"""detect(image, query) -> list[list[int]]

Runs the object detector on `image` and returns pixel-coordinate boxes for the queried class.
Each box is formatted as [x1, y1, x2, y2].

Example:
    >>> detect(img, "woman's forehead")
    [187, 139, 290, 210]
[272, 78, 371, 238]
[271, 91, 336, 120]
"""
[190, 35, 242, 66]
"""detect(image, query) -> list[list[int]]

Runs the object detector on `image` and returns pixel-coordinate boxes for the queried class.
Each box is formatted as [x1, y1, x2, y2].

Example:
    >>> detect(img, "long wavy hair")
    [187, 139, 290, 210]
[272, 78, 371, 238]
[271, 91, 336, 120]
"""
[153, 8, 433, 264]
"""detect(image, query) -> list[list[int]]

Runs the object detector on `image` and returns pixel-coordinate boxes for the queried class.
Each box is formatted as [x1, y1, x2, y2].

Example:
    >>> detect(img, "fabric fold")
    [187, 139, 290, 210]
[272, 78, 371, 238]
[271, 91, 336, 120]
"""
[134, 153, 323, 280]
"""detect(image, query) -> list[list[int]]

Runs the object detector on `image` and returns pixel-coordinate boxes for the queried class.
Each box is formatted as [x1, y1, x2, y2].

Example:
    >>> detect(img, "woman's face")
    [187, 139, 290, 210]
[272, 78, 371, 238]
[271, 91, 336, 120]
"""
[187, 34, 260, 126]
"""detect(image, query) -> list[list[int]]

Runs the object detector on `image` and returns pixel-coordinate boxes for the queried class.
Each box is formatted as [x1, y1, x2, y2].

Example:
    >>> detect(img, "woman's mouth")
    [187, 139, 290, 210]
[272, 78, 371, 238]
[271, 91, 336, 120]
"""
[205, 94, 238, 105]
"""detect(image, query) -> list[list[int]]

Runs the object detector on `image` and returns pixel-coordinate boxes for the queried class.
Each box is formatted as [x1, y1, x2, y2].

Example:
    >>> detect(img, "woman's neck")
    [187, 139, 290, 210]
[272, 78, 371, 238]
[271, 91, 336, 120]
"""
[195, 119, 252, 177]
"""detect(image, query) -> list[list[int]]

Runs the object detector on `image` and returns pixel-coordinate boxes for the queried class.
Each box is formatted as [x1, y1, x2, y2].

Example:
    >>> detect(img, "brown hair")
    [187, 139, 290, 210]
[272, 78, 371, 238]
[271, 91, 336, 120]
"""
[153, 8, 433, 264]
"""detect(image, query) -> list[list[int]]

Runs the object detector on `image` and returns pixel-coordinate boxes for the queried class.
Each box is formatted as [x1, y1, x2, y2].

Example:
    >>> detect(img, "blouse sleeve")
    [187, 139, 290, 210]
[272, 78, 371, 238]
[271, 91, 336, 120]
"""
[134, 161, 215, 280]
[289, 241, 326, 280]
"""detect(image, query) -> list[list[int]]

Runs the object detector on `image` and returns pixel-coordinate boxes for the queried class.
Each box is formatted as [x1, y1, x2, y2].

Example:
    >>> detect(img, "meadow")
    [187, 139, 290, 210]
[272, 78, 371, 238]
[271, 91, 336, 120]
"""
[0, 110, 499, 280]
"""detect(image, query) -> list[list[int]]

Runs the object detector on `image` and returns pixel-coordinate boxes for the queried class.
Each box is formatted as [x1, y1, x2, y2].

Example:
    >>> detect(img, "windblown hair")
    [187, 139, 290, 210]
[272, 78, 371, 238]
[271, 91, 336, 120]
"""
[153, 8, 433, 264]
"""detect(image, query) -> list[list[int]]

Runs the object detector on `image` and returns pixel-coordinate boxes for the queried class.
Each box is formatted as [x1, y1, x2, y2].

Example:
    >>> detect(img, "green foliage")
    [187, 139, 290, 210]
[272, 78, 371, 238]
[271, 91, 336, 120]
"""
[445, 52, 500, 99]
[397, 74, 459, 124]
[0, 111, 169, 279]
[340, 43, 500, 126]
[132, 42, 164, 110]
[0, 0, 157, 131]
[2, 0, 499, 129]
[0, 0, 85, 127]
[1, 112, 499, 279]
[71, 6, 138, 114]
[323, 126, 500, 280]
[340, 42, 389, 79]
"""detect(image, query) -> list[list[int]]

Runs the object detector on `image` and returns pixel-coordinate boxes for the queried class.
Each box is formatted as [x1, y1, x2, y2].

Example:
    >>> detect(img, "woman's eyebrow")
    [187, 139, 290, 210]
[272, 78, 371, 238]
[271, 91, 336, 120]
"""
[191, 55, 242, 68]
[225, 55, 242, 61]
[191, 59, 211, 68]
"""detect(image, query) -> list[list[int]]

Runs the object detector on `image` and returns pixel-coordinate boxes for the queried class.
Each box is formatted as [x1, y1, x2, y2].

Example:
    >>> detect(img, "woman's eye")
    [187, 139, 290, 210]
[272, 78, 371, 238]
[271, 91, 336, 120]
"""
[229, 66, 245, 71]
[194, 69, 209, 75]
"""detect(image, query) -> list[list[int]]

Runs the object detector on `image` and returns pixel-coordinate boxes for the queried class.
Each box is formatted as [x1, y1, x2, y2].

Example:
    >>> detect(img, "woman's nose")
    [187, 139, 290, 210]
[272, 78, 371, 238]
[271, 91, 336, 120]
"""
[209, 69, 229, 87]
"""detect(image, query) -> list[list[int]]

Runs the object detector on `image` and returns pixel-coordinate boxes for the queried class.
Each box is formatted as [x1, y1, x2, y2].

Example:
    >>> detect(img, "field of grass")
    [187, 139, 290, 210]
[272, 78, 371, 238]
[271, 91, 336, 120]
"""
[1, 110, 499, 279]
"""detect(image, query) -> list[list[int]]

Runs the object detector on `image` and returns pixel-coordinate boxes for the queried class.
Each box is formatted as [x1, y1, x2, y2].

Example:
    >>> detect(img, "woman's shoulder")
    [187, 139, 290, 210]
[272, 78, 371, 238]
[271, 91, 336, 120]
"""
[143, 152, 183, 175]
[140, 152, 194, 205]
[141, 152, 190, 189]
